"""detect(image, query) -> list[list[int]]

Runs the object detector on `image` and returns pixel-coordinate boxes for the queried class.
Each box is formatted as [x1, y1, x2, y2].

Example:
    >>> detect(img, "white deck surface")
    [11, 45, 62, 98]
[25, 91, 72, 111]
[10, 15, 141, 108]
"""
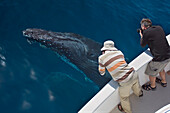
[111, 73, 170, 113]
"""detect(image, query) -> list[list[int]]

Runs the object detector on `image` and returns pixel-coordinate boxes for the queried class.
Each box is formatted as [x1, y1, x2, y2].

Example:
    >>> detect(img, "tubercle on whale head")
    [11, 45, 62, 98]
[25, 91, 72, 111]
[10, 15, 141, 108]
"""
[22, 28, 53, 43]
[23, 29, 33, 38]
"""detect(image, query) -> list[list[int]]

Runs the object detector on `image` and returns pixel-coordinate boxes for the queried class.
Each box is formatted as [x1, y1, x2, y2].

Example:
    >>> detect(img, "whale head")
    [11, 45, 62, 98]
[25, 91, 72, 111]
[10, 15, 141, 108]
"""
[23, 28, 100, 61]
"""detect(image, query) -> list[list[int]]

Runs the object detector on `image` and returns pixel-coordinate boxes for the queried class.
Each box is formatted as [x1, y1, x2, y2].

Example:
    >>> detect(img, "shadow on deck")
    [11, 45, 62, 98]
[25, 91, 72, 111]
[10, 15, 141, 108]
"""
[111, 73, 170, 113]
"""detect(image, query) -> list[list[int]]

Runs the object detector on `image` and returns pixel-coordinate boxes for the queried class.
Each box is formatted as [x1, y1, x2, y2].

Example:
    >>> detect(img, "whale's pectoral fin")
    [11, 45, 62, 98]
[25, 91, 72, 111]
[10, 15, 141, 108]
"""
[77, 59, 111, 88]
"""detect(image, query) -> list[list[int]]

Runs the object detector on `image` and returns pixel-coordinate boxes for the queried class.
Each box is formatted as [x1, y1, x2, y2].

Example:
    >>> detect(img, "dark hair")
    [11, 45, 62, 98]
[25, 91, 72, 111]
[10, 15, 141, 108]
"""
[140, 18, 152, 27]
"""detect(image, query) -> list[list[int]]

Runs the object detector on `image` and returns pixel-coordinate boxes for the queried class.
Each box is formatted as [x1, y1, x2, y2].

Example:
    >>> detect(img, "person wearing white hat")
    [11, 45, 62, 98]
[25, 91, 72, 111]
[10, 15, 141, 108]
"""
[98, 40, 143, 113]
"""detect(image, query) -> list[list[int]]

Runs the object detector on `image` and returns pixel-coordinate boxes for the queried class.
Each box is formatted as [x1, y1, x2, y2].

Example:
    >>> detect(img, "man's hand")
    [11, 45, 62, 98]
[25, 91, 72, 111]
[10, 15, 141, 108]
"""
[102, 51, 105, 55]
[140, 30, 143, 38]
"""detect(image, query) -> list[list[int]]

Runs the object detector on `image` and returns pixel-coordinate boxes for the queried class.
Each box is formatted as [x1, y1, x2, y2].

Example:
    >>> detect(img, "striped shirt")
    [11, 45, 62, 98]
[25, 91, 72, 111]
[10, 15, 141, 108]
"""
[98, 50, 134, 83]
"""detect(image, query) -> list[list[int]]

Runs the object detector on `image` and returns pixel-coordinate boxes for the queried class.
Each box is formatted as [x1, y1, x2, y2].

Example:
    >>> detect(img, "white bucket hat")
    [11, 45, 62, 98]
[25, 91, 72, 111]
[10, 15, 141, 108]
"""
[101, 40, 117, 51]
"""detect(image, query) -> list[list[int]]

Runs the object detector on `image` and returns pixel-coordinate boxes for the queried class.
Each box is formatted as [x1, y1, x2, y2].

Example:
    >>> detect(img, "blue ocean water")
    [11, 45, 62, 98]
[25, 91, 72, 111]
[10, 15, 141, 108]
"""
[0, 0, 170, 112]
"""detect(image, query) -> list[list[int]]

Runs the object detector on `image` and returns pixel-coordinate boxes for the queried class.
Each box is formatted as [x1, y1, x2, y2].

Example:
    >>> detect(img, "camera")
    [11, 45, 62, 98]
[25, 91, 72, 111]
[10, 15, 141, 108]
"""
[137, 28, 143, 34]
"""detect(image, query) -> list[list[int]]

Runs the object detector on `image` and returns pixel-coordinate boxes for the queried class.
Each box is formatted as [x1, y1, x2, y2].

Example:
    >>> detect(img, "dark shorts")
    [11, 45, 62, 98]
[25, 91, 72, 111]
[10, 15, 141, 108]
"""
[145, 58, 170, 76]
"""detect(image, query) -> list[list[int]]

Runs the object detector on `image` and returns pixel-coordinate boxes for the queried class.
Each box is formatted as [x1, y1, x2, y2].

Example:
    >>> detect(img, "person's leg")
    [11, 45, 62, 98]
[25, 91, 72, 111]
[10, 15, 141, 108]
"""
[132, 72, 143, 97]
[143, 61, 157, 90]
[156, 69, 167, 87]
[159, 70, 166, 83]
[119, 84, 132, 113]
[149, 75, 156, 88]
[145, 61, 156, 88]
[132, 80, 143, 97]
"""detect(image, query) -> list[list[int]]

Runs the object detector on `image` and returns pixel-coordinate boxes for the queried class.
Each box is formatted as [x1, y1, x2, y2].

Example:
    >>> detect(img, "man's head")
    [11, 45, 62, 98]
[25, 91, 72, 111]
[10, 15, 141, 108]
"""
[140, 18, 152, 30]
[101, 40, 117, 53]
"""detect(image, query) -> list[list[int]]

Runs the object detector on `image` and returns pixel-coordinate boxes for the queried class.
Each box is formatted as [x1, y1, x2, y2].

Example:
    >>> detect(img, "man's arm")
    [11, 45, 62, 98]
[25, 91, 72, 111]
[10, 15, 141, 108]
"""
[140, 30, 147, 47]
[98, 58, 105, 76]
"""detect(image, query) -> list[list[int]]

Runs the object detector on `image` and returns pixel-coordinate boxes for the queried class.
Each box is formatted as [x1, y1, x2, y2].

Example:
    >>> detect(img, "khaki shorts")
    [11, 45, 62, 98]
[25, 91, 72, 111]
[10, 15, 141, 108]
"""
[145, 58, 170, 76]
[118, 72, 142, 113]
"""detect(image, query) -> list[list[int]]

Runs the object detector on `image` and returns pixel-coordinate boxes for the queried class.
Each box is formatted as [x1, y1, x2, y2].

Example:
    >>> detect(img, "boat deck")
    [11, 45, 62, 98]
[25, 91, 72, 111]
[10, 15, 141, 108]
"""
[111, 73, 170, 113]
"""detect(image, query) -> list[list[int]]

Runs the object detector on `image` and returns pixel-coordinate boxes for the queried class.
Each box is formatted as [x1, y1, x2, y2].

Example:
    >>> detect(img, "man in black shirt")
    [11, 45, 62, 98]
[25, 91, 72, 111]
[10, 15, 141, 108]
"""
[139, 18, 170, 91]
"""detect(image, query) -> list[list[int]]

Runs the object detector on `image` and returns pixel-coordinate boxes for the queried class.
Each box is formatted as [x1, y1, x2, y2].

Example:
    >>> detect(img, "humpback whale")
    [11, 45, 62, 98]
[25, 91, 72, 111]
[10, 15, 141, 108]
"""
[22, 28, 111, 88]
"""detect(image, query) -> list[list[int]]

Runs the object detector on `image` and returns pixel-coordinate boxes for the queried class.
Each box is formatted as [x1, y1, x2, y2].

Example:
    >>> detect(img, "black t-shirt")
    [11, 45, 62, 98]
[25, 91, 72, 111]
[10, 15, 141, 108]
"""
[140, 26, 170, 61]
